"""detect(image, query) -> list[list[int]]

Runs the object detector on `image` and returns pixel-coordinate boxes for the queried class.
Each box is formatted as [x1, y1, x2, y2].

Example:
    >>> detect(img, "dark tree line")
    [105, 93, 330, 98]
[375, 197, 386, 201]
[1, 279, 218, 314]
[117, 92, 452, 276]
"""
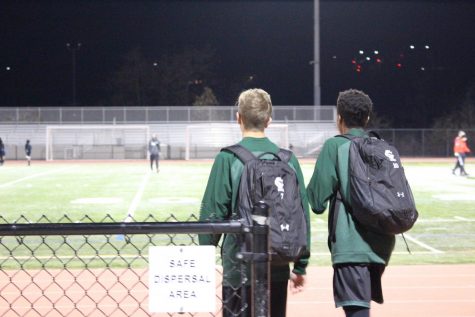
[106, 47, 221, 107]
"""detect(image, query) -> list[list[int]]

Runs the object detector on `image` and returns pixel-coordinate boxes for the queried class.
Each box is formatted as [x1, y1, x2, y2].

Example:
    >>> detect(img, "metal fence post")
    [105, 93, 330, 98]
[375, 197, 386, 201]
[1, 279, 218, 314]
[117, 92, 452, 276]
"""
[446, 129, 450, 157]
[422, 129, 426, 156]
[251, 201, 270, 317]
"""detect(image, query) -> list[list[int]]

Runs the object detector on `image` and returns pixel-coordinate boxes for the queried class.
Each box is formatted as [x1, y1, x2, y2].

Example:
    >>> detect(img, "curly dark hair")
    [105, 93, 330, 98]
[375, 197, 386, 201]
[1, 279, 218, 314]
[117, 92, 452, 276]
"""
[336, 89, 373, 128]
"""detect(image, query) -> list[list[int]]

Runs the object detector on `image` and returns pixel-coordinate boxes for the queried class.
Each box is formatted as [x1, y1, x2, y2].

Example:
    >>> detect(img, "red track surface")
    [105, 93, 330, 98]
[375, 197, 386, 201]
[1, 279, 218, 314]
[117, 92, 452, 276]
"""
[1, 265, 474, 317]
[288, 265, 475, 317]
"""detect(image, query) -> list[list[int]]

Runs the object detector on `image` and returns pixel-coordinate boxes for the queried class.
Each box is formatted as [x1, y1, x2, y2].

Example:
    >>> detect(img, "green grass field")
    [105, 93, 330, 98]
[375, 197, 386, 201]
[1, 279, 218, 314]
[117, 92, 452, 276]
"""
[1, 159, 474, 266]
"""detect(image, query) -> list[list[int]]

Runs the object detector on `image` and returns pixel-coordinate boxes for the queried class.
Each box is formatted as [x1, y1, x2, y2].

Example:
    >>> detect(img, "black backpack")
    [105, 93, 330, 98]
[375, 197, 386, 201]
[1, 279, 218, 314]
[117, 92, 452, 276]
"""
[222, 144, 309, 263]
[338, 132, 418, 235]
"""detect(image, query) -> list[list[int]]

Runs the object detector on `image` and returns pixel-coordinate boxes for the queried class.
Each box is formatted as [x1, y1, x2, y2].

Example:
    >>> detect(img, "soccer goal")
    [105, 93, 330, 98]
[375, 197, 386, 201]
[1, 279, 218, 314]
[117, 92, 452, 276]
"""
[184, 123, 289, 160]
[45, 125, 150, 160]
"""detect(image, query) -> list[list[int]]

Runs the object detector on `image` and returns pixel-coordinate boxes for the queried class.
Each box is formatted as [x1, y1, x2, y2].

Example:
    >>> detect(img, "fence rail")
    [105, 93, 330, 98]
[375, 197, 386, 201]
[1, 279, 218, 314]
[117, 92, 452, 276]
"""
[0, 215, 266, 317]
[0, 105, 336, 124]
[0, 221, 243, 236]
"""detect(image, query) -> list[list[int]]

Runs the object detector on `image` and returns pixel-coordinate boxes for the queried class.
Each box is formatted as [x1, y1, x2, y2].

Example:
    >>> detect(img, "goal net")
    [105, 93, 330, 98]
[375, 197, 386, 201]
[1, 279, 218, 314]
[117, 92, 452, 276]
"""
[184, 123, 289, 160]
[46, 125, 150, 160]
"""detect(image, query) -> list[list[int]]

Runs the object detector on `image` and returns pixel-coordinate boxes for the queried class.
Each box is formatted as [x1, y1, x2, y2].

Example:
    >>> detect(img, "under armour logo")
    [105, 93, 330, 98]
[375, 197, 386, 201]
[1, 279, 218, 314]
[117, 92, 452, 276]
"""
[397, 192, 405, 198]
[280, 223, 290, 231]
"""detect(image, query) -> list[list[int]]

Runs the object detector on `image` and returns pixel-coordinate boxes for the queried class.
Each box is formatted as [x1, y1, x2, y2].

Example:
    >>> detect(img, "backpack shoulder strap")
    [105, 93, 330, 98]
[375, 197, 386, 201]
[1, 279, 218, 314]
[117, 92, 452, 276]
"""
[336, 134, 357, 141]
[337, 131, 382, 140]
[276, 148, 293, 163]
[221, 144, 256, 163]
[368, 130, 382, 139]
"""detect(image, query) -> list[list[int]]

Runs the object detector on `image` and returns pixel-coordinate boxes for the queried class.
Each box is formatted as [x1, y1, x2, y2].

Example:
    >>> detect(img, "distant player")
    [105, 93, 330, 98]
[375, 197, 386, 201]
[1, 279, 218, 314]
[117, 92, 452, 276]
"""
[452, 130, 470, 176]
[148, 134, 161, 172]
[0, 138, 5, 166]
[25, 139, 32, 166]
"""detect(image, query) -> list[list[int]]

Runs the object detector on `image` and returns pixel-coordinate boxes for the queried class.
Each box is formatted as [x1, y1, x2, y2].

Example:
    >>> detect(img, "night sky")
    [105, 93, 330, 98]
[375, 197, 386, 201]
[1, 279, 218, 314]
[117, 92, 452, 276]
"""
[1, 0, 475, 127]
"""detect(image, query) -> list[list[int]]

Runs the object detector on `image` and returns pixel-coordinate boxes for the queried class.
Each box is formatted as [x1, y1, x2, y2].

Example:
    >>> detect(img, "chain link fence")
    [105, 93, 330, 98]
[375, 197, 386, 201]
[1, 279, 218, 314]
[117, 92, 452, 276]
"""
[373, 129, 475, 157]
[0, 214, 265, 317]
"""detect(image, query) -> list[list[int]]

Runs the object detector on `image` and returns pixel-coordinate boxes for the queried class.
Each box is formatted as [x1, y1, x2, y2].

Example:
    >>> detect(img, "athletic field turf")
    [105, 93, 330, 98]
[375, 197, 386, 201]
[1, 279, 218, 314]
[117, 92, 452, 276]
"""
[1, 158, 474, 266]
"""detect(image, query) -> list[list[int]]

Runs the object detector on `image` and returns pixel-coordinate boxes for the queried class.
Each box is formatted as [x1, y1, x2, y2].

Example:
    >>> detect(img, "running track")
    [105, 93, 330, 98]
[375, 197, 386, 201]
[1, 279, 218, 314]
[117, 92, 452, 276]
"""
[288, 265, 475, 317]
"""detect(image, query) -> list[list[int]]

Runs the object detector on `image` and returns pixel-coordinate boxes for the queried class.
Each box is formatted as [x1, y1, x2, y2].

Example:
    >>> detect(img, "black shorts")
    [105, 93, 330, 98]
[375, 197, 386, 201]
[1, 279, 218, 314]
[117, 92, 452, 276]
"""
[333, 263, 385, 308]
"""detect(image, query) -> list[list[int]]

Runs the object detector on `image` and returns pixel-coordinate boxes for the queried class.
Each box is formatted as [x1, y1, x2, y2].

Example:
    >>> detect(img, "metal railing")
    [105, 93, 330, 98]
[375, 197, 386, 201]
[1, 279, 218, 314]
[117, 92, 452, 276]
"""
[0, 106, 336, 124]
[0, 214, 268, 317]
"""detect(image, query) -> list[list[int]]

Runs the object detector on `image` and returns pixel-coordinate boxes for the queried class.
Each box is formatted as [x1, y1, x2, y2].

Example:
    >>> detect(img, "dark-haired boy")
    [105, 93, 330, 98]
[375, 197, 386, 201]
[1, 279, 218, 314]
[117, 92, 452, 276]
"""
[307, 89, 395, 317]
[199, 88, 310, 317]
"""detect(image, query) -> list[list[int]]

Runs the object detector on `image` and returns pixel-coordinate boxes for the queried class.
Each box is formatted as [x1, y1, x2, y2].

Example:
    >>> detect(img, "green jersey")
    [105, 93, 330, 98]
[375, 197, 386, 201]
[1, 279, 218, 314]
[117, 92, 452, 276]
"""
[307, 128, 395, 265]
[199, 137, 311, 287]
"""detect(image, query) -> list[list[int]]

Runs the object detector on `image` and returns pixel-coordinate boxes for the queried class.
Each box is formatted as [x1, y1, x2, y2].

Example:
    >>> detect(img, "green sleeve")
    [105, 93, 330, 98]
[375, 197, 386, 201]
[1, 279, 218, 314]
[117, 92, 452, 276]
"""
[306, 140, 339, 214]
[198, 152, 233, 246]
[290, 155, 311, 275]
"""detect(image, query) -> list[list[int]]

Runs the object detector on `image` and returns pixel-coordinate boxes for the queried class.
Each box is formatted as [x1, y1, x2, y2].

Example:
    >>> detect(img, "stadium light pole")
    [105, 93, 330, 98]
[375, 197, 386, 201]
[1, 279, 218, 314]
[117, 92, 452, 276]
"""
[313, 0, 321, 106]
[66, 42, 81, 106]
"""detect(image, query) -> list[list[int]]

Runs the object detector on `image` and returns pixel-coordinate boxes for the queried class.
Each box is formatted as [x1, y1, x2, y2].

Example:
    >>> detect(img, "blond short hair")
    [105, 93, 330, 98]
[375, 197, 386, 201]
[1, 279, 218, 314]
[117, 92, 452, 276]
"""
[237, 89, 272, 131]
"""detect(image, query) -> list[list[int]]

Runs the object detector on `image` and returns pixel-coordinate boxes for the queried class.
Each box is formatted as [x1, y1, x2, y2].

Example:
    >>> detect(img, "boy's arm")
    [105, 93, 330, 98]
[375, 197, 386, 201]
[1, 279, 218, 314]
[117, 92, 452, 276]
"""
[306, 140, 339, 214]
[198, 153, 233, 246]
[290, 155, 310, 276]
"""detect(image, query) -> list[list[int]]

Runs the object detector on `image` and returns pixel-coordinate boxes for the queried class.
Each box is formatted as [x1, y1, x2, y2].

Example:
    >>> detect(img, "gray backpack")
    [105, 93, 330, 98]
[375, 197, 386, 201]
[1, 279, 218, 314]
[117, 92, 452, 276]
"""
[222, 144, 309, 263]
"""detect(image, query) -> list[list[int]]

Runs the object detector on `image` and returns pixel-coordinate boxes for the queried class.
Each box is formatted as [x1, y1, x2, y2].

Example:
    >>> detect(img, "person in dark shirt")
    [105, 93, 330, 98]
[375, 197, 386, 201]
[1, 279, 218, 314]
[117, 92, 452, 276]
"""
[25, 139, 32, 166]
[0, 138, 5, 166]
[148, 134, 161, 172]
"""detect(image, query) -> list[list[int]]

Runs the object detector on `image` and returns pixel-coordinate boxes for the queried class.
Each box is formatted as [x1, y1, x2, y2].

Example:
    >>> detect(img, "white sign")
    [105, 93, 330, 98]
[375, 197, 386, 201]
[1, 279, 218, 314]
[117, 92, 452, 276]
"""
[149, 246, 216, 313]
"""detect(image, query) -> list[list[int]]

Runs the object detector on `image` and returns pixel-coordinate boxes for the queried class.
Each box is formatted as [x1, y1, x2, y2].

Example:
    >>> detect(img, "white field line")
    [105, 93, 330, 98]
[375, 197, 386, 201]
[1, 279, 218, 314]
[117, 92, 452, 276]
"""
[0, 166, 73, 188]
[454, 216, 475, 222]
[315, 217, 475, 224]
[403, 233, 444, 254]
[124, 172, 150, 221]
[314, 217, 475, 224]
[417, 217, 475, 223]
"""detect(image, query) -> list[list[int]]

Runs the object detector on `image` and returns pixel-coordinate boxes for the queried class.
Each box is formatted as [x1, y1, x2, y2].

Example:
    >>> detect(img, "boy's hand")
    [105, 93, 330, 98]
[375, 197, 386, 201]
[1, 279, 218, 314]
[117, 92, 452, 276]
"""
[289, 272, 305, 294]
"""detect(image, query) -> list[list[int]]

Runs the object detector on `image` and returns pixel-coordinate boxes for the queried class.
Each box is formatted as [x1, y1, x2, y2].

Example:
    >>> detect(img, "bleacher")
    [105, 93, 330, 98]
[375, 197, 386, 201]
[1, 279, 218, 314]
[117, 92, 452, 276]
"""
[0, 122, 337, 160]
[0, 105, 337, 160]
